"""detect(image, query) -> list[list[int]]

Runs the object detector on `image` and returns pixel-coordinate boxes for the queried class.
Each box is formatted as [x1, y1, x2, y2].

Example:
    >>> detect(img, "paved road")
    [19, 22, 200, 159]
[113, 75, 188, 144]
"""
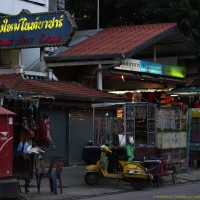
[17, 165, 200, 200]
[74, 182, 200, 200]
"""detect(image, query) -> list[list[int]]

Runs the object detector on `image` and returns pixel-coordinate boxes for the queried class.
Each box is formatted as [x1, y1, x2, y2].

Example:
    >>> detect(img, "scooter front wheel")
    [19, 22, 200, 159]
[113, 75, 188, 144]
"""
[84, 172, 99, 185]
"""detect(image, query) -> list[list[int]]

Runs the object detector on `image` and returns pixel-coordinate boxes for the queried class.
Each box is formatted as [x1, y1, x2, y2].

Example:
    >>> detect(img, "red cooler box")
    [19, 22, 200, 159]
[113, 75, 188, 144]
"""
[0, 107, 15, 178]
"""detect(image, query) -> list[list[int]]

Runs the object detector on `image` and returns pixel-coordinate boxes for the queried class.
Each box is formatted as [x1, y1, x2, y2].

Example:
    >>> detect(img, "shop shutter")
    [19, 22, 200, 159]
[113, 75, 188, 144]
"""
[39, 107, 67, 165]
[69, 108, 93, 165]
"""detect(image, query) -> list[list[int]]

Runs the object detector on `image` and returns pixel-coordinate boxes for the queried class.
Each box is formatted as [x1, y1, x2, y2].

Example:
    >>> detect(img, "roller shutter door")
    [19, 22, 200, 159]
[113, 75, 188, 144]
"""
[40, 107, 67, 164]
[69, 108, 93, 165]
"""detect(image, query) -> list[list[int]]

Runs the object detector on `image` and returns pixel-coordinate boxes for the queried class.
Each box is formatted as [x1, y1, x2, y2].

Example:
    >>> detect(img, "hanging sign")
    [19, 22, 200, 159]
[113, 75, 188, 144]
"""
[115, 59, 186, 78]
[0, 9, 77, 49]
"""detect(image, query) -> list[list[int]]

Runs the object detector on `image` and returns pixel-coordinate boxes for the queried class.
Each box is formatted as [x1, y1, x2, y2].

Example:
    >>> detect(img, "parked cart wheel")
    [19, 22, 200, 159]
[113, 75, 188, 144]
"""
[130, 178, 147, 190]
[84, 172, 99, 185]
[170, 166, 176, 173]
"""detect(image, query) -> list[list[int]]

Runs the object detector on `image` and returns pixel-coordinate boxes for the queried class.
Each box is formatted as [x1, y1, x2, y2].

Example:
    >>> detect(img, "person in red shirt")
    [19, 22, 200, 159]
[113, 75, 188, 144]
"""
[43, 114, 56, 150]
[37, 114, 56, 173]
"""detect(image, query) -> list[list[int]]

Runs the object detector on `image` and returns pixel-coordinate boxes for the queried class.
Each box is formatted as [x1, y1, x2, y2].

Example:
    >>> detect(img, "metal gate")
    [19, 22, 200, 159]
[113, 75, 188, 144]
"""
[69, 108, 93, 165]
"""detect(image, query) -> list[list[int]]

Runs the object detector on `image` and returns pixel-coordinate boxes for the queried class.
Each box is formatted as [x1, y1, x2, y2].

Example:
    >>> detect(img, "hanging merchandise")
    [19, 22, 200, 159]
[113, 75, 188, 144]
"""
[165, 95, 172, 105]
[160, 92, 166, 107]
[124, 92, 133, 102]
[35, 115, 49, 147]
[21, 117, 31, 142]
[132, 92, 141, 102]
[194, 100, 200, 108]
[148, 92, 155, 103]
[153, 91, 161, 104]
[28, 101, 34, 117]
[117, 108, 123, 118]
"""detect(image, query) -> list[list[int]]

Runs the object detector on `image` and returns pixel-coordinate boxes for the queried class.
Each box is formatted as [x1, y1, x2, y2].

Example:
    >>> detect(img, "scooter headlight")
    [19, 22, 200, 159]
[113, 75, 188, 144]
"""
[100, 145, 112, 153]
[126, 170, 140, 174]
[100, 145, 105, 151]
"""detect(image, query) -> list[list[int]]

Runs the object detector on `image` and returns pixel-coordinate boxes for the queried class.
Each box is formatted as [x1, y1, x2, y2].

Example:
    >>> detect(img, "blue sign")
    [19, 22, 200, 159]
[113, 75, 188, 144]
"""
[140, 60, 164, 75]
[0, 9, 77, 49]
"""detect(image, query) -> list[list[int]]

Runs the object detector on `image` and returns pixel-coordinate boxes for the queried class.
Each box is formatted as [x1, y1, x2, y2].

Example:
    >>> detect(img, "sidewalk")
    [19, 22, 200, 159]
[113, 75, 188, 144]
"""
[18, 165, 200, 200]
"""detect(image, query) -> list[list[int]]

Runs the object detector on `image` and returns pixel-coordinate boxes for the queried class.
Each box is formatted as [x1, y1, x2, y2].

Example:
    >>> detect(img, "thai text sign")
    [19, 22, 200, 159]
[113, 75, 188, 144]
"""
[0, 9, 77, 49]
[115, 59, 186, 78]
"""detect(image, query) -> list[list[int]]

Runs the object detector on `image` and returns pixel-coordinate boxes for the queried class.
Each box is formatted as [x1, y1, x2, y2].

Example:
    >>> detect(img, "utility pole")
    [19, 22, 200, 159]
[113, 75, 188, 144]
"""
[97, 0, 99, 29]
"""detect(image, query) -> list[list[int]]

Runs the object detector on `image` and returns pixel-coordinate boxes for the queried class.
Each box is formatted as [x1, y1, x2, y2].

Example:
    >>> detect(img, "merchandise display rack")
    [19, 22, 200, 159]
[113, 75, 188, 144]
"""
[92, 102, 157, 146]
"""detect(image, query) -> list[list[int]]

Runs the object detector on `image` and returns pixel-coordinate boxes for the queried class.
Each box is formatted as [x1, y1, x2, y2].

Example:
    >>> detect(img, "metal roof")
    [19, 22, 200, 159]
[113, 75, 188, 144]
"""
[44, 23, 197, 91]
[45, 23, 196, 63]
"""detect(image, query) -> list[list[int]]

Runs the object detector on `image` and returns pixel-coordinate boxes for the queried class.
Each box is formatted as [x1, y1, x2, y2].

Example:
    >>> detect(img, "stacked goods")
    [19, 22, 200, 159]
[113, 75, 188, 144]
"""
[150, 158, 168, 175]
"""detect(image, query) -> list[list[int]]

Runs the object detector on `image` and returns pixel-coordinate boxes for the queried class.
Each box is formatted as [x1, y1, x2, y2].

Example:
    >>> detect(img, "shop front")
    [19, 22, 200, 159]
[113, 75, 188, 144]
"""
[156, 107, 188, 170]
[44, 23, 198, 167]
[82, 102, 190, 172]
[89, 102, 158, 160]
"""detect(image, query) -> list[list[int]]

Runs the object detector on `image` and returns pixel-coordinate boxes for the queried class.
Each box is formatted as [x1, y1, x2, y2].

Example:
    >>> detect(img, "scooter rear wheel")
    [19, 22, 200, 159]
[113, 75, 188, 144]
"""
[84, 172, 99, 185]
[130, 178, 147, 190]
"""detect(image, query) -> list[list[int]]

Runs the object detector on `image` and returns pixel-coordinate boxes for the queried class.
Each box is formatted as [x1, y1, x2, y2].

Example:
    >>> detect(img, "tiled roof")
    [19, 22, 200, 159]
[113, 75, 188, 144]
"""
[58, 23, 178, 57]
[0, 73, 124, 102]
[0, 107, 15, 115]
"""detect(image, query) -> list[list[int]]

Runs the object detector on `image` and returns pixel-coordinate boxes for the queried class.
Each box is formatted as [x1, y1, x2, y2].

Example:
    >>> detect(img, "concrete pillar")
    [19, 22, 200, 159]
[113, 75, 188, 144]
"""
[154, 44, 157, 62]
[48, 69, 53, 80]
[19, 49, 22, 66]
[97, 64, 102, 90]
[40, 48, 47, 72]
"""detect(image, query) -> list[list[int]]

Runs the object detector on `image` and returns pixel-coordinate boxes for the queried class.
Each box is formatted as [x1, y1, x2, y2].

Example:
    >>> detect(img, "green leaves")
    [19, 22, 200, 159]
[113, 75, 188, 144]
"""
[66, 0, 200, 55]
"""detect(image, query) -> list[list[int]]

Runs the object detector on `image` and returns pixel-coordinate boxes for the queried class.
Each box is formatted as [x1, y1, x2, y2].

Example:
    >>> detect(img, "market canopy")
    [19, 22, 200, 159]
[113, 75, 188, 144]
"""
[168, 87, 200, 96]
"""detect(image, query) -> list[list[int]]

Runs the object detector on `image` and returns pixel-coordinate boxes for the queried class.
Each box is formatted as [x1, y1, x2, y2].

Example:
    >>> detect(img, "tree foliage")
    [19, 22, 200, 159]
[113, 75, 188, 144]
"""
[66, 0, 200, 55]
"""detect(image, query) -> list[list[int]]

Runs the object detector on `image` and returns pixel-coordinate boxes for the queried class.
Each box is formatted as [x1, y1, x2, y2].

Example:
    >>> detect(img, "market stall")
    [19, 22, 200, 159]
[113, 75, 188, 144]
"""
[187, 108, 200, 168]
[156, 107, 188, 171]
[90, 102, 157, 159]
